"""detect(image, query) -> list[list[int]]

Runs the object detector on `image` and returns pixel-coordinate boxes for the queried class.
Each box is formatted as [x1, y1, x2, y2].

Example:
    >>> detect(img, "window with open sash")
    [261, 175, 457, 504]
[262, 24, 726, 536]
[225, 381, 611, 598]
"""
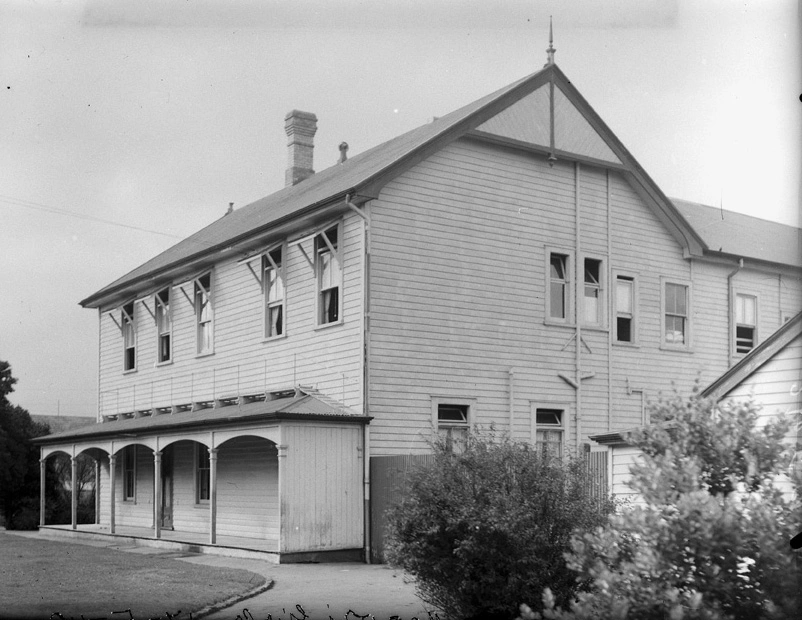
[123, 445, 136, 501]
[615, 275, 635, 343]
[664, 281, 689, 346]
[436, 402, 470, 451]
[195, 273, 213, 354]
[263, 247, 284, 338]
[735, 294, 757, 354]
[583, 258, 603, 325]
[122, 302, 136, 371]
[155, 288, 172, 363]
[535, 409, 564, 458]
[549, 253, 569, 321]
[316, 226, 341, 325]
[196, 445, 210, 503]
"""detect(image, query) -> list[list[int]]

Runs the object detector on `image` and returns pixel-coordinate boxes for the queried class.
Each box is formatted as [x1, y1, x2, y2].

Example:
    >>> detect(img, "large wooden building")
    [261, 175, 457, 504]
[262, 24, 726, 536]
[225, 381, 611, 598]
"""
[36, 58, 802, 562]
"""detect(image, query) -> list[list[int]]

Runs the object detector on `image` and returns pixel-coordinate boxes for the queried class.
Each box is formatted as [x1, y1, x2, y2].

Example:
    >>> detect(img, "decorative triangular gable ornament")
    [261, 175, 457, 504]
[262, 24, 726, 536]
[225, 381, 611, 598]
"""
[474, 82, 622, 165]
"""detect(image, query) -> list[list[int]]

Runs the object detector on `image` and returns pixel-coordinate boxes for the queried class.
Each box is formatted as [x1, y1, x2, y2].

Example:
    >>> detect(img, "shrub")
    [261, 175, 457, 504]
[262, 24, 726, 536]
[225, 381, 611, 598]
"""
[385, 431, 614, 620]
[522, 392, 802, 620]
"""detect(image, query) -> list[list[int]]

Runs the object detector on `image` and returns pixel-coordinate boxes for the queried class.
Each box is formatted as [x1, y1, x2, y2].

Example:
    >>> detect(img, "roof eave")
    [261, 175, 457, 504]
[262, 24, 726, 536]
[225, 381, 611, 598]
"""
[80, 190, 362, 310]
[33, 411, 373, 445]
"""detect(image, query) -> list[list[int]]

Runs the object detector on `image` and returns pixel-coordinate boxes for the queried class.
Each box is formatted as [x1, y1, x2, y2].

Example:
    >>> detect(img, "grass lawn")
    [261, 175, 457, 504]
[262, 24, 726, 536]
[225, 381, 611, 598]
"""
[0, 531, 267, 619]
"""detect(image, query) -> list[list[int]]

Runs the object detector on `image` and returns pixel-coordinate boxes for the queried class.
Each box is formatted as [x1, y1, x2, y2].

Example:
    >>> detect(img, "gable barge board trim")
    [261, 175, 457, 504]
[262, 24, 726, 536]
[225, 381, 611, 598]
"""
[549, 68, 707, 258]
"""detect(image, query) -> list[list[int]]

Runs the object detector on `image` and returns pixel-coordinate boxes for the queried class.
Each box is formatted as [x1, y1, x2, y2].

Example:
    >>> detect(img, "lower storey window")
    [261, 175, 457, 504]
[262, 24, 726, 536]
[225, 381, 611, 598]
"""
[196, 445, 210, 503]
[435, 402, 470, 451]
[123, 445, 136, 501]
[535, 408, 564, 457]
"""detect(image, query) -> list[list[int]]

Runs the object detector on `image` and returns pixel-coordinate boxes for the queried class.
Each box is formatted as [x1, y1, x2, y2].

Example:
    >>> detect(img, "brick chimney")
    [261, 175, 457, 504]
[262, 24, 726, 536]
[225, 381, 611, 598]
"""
[284, 110, 317, 186]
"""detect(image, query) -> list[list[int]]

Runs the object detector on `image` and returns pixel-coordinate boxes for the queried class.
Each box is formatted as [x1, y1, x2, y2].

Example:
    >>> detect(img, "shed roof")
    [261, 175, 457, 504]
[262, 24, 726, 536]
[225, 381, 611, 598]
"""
[672, 199, 802, 268]
[81, 63, 705, 310]
[33, 391, 369, 445]
[701, 310, 802, 401]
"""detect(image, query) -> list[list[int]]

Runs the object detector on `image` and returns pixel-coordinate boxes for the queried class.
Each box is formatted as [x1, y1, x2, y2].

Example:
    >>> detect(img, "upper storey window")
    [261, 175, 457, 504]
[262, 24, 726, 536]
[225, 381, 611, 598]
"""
[549, 252, 569, 321]
[122, 302, 136, 372]
[735, 293, 757, 354]
[663, 280, 690, 348]
[263, 247, 285, 338]
[316, 225, 342, 326]
[583, 258, 603, 325]
[155, 288, 172, 363]
[195, 273, 213, 355]
[614, 275, 635, 343]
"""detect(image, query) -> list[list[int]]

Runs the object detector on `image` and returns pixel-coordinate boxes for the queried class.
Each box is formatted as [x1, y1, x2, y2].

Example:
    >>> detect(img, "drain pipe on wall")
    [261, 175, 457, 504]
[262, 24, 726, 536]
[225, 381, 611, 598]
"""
[508, 368, 516, 437]
[345, 192, 372, 564]
[727, 258, 744, 365]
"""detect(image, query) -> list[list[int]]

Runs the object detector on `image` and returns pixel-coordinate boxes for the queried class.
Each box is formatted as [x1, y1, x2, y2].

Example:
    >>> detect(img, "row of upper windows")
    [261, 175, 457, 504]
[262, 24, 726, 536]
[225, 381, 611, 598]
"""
[120, 224, 342, 372]
[548, 251, 759, 354]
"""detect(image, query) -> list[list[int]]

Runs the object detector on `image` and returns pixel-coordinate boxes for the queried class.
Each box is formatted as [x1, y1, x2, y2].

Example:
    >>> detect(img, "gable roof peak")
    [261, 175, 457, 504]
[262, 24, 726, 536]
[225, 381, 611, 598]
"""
[545, 16, 556, 67]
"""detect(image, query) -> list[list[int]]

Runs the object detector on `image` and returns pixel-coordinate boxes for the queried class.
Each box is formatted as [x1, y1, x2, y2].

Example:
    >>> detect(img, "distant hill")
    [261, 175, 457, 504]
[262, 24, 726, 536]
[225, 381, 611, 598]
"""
[32, 415, 96, 435]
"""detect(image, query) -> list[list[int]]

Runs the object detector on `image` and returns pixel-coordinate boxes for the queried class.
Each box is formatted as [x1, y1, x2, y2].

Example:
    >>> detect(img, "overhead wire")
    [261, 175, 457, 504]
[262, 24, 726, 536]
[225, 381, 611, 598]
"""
[0, 194, 188, 240]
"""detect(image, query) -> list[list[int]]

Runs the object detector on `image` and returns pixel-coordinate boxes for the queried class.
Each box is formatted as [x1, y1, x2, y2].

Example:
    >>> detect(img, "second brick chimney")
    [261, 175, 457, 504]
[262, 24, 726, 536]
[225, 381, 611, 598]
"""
[284, 110, 318, 187]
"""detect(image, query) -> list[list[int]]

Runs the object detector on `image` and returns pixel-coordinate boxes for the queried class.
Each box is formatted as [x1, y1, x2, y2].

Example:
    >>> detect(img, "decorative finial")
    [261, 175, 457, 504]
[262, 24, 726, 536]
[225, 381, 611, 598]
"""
[546, 16, 556, 66]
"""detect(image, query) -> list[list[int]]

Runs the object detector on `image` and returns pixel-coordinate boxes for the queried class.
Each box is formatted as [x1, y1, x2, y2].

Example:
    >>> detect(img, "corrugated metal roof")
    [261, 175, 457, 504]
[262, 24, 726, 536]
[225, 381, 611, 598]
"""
[33, 392, 368, 445]
[672, 199, 802, 267]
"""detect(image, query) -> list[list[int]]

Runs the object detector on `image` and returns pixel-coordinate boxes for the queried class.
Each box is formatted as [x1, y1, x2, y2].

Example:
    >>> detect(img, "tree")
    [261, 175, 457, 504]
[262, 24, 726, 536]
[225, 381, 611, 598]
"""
[386, 431, 614, 620]
[523, 392, 802, 620]
[0, 361, 50, 529]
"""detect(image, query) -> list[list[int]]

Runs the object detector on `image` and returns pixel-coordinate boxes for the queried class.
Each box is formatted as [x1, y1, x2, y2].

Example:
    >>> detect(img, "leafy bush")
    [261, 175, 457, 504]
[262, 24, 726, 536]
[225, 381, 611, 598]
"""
[522, 392, 802, 620]
[385, 431, 614, 620]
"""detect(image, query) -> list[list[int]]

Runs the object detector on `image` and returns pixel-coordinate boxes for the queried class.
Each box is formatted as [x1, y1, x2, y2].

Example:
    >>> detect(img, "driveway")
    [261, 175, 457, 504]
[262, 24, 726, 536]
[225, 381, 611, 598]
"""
[186, 555, 437, 620]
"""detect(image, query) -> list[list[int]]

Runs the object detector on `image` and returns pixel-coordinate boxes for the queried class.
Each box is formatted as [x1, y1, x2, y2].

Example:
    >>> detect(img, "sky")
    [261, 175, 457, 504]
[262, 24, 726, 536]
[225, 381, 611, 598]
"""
[1, 0, 799, 419]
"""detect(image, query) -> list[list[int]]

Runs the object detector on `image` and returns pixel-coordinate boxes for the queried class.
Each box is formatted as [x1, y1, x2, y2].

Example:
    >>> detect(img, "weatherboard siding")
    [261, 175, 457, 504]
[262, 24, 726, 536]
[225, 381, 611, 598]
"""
[366, 138, 706, 454]
[280, 423, 364, 553]
[97, 212, 364, 418]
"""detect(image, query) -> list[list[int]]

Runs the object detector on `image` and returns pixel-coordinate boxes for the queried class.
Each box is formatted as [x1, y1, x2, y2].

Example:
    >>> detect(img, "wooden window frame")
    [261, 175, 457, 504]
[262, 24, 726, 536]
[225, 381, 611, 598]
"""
[122, 445, 137, 502]
[545, 248, 573, 325]
[155, 287, 172, 364]
[195, 444, 210, 504]
[661, 277, 692, 351]
[582, 256, 605, 328]
[315, 223, 343, 328]
[263, 245, 286, 340]
[121, 302, 137, 373]
[194, 272, 214, 356]
[734, 292, 758, 355]
[431, 396, 475, 451]
[531, 404, 568, 458]
[613, 272, 638, 345]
